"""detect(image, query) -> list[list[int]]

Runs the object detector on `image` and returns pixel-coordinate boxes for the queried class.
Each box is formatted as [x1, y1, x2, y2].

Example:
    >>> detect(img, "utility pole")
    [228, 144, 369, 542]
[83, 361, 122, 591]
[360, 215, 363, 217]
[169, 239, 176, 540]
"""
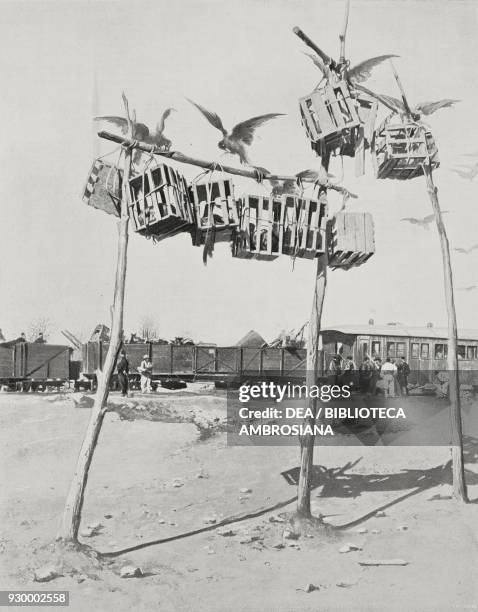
[57, 94, 134, 543]
[423, 162, 468, 501]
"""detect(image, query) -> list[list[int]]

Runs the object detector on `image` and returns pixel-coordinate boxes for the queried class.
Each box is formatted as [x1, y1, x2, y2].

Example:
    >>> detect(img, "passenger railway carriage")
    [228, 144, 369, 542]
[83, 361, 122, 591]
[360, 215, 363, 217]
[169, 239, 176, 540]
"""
[321, 323, 478, 384]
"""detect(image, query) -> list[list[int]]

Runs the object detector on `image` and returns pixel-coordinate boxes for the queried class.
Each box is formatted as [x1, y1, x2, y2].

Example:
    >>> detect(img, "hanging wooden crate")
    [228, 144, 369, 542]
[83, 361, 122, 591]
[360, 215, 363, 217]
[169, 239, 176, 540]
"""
[282, 196, 327, 259]
[373, 115, 439, 180]
[128, 164, 193, 240]
[232, 196, 281, 261]
[189, 179, 239, 245]
[299, 78, 361, 156]
[327, 212, 375, 270]
[82, 159, 122, 217]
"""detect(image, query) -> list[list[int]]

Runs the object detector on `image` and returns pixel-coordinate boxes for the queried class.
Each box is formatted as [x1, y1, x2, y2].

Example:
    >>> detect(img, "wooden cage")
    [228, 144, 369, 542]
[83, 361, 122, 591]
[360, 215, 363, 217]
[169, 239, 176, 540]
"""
[233, 195, 327, 261]
[82, 159, 122, 217]
[373, 115, 439, 180]
[233, 195, 282, 261]
[327, 212, 375, 270]
[189, 179, 239, 245]
[128, 164, 194, 240]
[299, 78, 361, 156]
[282, 196, 327, 259]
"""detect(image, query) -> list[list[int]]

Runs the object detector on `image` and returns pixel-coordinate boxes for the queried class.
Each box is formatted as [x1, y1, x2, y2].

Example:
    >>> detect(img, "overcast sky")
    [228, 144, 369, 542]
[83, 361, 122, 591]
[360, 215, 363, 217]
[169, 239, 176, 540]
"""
[0, 0, 477, 345]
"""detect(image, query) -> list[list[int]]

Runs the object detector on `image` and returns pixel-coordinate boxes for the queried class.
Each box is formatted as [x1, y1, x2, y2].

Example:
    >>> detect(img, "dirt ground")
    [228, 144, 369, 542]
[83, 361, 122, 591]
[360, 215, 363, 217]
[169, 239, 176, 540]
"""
[1, 388, 477, 612]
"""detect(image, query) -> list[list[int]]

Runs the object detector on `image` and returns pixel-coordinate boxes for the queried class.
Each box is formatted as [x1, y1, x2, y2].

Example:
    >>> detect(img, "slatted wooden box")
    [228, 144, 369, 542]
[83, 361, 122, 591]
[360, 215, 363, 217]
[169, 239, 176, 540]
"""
[128, 164, 194, 240]
[299, 78, 361, 155]
[82, 159, 122, 217]
[233, 196, 282, 261]
[327, 212, 375, 270]
[189, 179, 239, 245]
[373, 116, 439, 180]
[282, 196, 327, 259]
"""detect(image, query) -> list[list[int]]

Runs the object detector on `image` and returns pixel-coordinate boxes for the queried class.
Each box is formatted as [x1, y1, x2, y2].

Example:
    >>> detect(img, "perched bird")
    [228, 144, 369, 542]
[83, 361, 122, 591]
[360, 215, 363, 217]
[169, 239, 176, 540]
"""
[304, 53, 398, 84]
[400, 212, 449, 229]
[451, 162, 478, 181]
[355, 85, 459, 121]
[457, 285, 477, 292]
[94, 108, 176, 163]
[454, 243, 478, 255]
[187, 99, 284, 164]
[252, 167, 333, 197]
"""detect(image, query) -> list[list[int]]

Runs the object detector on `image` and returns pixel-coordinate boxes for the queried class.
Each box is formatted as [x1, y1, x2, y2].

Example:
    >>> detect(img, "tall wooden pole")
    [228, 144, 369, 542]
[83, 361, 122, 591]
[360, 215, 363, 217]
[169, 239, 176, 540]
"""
[57, 95, 133, 543]
[297, 153, 330, 517]
[423, 163, 468, 501]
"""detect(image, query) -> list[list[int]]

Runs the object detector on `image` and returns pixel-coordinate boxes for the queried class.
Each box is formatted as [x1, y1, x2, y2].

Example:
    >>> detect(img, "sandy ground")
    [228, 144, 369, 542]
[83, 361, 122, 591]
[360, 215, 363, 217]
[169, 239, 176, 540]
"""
[1, 388, 478, 612]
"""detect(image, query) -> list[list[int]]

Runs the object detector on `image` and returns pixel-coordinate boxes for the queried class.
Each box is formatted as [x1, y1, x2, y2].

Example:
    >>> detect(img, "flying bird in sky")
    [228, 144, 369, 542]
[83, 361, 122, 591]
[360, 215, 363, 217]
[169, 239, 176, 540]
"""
[305, 53, 398, 85]
[187, 99, 284, 164]
[355, 85, 459, 121]
[94, 108, 176, 163]
[451, 162, 478, 181]
[400, 212, 449, 229]
[454, 243, 478, 254]
[457, 285, 477, 292]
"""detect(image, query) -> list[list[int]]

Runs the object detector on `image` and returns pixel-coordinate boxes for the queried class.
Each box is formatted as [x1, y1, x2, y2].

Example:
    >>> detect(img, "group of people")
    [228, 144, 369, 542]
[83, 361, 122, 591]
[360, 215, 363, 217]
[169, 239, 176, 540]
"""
[329, 353, 410, 397]
[0, 330, 46, 346]
[116, 349, 153, 397]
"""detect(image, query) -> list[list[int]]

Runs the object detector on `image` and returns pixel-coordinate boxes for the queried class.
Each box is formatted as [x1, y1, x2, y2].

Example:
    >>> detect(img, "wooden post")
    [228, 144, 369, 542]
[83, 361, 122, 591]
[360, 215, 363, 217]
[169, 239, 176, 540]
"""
[57, 95, 133, 543]
[297, 153, 330, 517]
[423, 162, 468, 502]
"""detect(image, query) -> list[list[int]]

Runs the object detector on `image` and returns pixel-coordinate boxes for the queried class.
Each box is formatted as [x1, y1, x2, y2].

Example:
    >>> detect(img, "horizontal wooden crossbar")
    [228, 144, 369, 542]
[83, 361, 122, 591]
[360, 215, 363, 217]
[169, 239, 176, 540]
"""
[97, 130, 358, 199]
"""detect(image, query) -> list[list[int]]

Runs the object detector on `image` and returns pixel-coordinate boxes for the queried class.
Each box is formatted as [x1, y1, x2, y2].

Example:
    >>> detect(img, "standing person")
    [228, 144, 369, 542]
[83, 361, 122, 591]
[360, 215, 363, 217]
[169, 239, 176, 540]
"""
[359, 356, 374, 394]
[328, 355, 341, 385]
[117, 349, 129, 397]
[396, 357, 410, 396]
[341, 355, 356, 388]
[0, 329, 5, 342]
[381, 358, 398, 398]
[34, 332, 46, 344]
[17, 332, 26, 343]
[370, 357, 382, 395]
[139, 354, 153, 393]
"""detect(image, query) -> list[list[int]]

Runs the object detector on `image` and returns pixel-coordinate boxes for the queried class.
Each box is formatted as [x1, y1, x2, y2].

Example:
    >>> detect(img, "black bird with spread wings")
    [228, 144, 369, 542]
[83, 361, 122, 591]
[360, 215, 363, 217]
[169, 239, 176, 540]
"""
[454, 243, 478, 255]
[94, 108, 176, 163]
[355, 84, 459, 121]
[305, 52, 399, 86]
[187, 99, 284, 165]
[401, 212, 449, 229]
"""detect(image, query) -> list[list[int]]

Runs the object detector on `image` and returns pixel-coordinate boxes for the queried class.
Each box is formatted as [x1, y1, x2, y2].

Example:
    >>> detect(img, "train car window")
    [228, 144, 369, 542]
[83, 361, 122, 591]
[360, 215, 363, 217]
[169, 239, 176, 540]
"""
[387, 342, 396, 357]
[467, 346, 478, 360]
[420, 343, 429, 358]
[457, 345, 466, 359]
[372, 341, 381, 357]
[434, 343, 448, 359]
[361, 342, 368, 359]
[411, 343, 419, 358]
[396, 342, 406, 357]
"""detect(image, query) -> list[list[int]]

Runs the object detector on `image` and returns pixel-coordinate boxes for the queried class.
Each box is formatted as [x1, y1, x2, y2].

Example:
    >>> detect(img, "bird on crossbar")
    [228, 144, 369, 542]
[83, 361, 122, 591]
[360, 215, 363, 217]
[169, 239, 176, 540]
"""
[94, 108, 176, 164]
[187, 99, 284, 165]
[400, 212, 449, 230]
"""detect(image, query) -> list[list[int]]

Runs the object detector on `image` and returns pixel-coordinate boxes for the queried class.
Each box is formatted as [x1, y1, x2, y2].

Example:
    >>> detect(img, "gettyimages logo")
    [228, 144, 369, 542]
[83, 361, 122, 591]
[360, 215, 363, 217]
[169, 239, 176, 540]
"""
[226, 372, 477, 446]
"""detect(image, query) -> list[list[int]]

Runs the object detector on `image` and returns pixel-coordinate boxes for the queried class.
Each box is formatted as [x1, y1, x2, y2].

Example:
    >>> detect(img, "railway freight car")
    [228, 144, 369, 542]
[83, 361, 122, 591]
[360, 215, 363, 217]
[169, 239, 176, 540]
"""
[0, 342, 73, 390]
[82, 341, 310, 386]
